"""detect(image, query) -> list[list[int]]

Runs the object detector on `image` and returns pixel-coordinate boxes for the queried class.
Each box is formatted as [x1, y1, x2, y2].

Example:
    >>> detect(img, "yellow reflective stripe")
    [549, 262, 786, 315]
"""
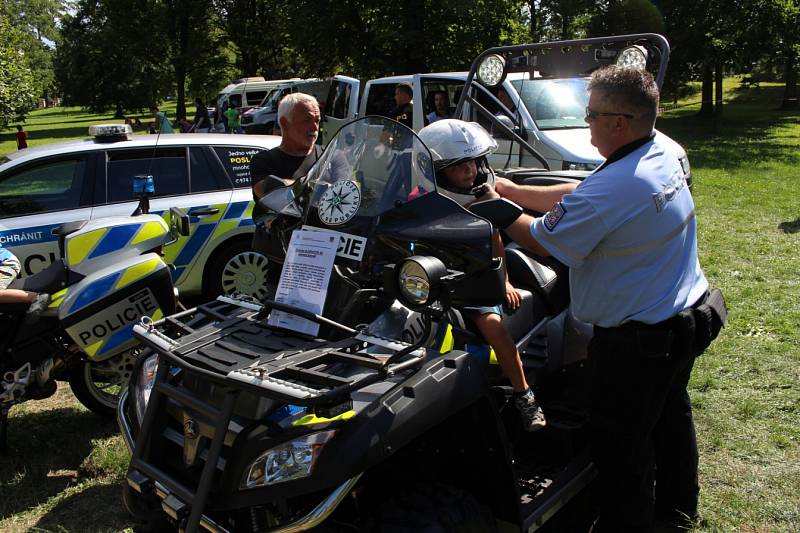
[84, 339, 103, 357]
[439, 324, 454, 354]
[211, 219, 239, 241]
[67, 228, 107, 265]
[489, 348, 498, 365]
[114, 258, 161, 290]
[151, 308, 164, 321]
[48, 288, 68, 308]
[131, 220, 168, 245]
[243, 201, 254, 219]
[292, 410, 356, 426]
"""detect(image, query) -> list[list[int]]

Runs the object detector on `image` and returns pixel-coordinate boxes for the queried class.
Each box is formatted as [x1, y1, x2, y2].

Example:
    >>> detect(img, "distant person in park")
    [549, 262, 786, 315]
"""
[15, 125, 27, 150]
[134, 117, 143, 129]
[177, 115, 194, 133]
[219, 101, 230, 132]
[150, 106, 175, 134]
[224, 103, 242, 134]
[426, 90, 451, 123]
[124, 116, 133, 128]
[192, 98, 212, 132]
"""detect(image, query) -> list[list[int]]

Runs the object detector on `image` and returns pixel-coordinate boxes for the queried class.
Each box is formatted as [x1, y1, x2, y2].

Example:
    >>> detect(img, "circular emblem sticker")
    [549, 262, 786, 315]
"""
[318, 180, 361, 226]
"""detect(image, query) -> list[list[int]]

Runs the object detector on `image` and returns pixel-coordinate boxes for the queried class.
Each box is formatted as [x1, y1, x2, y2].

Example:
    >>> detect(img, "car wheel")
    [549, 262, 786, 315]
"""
[204, 240, 271, 300]
[68, 349, 137, 417]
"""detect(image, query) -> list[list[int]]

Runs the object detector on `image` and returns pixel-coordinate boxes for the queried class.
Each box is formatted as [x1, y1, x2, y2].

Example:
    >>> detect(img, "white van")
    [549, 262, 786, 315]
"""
[320, 73, 690, 178]
[215, 78, 303, 116]
[241, 79, 329, 134]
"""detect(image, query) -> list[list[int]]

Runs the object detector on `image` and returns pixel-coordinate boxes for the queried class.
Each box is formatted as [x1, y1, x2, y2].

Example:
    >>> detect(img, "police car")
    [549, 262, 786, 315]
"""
[0, 125, 280, 299]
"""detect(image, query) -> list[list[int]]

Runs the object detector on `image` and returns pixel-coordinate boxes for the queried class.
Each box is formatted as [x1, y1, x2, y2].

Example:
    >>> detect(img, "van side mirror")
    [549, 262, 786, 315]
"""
[169, 207, 191, 238]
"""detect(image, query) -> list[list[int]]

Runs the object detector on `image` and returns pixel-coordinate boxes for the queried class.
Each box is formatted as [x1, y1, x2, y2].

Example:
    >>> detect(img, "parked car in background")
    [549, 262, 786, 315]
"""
[0, 125, 280, 300]
[241, 78, 329, 134]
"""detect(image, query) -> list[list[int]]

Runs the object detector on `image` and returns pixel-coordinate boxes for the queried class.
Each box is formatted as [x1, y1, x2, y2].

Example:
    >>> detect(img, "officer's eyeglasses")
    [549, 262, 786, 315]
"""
[585, 107, 635, 120]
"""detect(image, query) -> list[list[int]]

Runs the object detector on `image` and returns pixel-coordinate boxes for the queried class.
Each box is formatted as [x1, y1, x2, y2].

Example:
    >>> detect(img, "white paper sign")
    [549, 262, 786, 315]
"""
[268, 229, 338, 336]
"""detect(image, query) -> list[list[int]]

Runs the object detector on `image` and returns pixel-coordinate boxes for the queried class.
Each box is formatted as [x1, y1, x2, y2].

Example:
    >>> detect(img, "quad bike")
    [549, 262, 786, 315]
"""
[120, 34, 674, 532]
[0, 176, 189, 450]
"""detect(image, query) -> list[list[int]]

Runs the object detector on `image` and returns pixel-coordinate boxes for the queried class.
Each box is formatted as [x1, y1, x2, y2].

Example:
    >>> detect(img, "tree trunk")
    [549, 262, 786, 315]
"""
[698, 60, 714, 117]
[528, 1, 538, 42]
[781, 51, 798, 110]
[713, 57, 723, 133]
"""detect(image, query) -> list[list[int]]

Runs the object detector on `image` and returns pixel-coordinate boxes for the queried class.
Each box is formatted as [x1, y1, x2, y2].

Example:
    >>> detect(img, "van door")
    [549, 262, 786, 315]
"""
[320, 75, 360, 146]
[413, 74, 465, 131]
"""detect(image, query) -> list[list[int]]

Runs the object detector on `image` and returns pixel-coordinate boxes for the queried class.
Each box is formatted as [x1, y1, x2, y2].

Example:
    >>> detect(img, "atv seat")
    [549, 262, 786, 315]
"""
[8, 260, 69, 295]
[505, 244, 569, 315]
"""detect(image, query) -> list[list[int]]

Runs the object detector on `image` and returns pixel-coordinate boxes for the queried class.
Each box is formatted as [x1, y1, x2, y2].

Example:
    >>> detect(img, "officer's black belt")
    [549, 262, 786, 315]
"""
[594, 288, 727, 358]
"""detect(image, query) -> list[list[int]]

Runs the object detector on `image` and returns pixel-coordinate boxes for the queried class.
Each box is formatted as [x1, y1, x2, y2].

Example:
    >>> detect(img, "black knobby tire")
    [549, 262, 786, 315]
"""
[203, 239, 271, 300]
[373, 483, 496, 533]
[68, 350, 137, 417]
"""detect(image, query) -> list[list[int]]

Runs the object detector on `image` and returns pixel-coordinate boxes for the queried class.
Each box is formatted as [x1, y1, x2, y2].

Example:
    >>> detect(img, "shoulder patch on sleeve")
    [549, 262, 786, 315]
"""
[543, 202, 566, 231]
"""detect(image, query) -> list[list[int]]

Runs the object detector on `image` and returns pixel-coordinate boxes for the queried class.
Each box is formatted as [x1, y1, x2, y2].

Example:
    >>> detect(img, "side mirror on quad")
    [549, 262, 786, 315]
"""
[469, 197, 523, 229]
[257, 175, 302, 218]
[168, 207, 191, 240]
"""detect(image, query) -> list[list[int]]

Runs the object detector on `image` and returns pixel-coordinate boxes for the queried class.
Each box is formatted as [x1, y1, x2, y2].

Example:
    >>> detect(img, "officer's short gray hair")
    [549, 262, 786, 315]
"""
[277, 92, 319, 123]
[588, 66, 659, 129]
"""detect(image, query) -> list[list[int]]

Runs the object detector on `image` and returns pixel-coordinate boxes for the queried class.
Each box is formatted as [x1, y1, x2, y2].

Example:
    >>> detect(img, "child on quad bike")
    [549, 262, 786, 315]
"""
[419, 119, 546, 432]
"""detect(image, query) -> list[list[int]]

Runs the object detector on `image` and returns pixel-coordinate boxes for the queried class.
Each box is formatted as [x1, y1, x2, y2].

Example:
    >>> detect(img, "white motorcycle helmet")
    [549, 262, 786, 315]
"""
[418, 119, 498, 206]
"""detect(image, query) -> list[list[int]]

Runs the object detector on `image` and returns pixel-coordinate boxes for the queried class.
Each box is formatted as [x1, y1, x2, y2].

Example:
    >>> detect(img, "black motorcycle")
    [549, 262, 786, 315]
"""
[119, 115, 595, 532]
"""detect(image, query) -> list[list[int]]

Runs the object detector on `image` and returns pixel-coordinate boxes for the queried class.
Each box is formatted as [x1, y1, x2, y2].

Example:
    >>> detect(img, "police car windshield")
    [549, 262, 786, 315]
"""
[305, 116, 436, 222]
[511, 78, 589, 130]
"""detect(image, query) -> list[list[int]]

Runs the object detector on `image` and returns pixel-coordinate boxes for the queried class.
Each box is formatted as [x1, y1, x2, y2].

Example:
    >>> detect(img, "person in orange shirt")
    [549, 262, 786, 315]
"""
[15, 125, 28, 150]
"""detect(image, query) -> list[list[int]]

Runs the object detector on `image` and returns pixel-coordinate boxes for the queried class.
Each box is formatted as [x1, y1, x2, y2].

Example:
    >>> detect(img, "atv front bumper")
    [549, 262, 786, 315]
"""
[118, 389, 361, 532]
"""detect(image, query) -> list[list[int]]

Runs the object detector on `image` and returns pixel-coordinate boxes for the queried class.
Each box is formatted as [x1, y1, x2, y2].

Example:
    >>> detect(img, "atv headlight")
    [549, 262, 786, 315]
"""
[135, 354, 158, 424]
[396, 256, 447, 308]
[616, 45, 648, 70]
[477, 54, 506, 87]
[242, 430, 336, 489]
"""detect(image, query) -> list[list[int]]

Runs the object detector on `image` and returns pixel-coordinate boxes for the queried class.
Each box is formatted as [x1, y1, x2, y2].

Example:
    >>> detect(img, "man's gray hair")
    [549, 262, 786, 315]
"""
[277, 92, 319, 123]
[588, 66, 660, 129]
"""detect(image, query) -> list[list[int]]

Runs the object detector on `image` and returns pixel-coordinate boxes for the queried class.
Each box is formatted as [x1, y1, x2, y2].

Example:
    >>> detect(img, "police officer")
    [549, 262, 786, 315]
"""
[487, 66, 726, 531]
[389, 82, 413, 129]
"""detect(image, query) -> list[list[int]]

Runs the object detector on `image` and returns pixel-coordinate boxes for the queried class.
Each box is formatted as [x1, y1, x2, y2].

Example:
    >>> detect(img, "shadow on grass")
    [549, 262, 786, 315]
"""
[32, 482, 134, 532]
[657, 85, 800, 170]
[0, 406, 119, 520]
[778, 219, 800, 234]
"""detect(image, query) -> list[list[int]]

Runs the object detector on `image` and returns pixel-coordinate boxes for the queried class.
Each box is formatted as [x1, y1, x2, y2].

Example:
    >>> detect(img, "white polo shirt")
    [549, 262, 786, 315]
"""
[531, 136, 708, 327]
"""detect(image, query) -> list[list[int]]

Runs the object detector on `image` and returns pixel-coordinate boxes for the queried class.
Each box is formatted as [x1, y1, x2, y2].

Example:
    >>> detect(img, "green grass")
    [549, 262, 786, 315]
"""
[0, 82, 798, 531]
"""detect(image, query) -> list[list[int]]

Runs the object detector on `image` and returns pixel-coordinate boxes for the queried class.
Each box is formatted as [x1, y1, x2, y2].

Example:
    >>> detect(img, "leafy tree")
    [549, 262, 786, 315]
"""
[55, 0, 172, 115]
[1, 0, 63, 104]
[0, 14, 37, 127]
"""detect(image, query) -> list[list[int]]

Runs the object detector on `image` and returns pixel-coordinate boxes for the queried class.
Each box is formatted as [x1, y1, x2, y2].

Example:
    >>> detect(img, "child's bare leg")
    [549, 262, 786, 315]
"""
[0, 289, 38, 304]
[474, 313, 528, 393]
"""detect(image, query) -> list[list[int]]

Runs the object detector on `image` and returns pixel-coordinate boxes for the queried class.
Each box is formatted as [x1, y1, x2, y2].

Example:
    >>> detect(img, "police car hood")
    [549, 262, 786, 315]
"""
[537, 128, 686, 164]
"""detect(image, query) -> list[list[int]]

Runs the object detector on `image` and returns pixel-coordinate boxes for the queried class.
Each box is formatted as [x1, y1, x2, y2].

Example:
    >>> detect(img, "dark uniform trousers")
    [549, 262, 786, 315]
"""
[589, 289, 726, 532]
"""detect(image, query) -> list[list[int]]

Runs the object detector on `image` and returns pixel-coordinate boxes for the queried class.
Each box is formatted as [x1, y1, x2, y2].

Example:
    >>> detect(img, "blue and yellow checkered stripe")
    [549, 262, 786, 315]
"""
[66, 220, 168, 266]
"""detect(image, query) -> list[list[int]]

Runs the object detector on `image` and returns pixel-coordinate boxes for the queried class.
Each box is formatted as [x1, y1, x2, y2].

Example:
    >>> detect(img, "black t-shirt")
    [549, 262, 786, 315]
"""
[389, 102, 413, 128]
[250, 145, 323, 220]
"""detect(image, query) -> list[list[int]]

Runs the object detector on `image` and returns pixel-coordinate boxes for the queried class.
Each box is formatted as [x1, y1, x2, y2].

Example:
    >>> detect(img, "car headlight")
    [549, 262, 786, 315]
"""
[477, 54, 506, 87]
[562, 161, 598, 171]
[615, 45, 648, 70]
[396, 256, 447, 308]
[135, 354, 158, 424]
[241, 430, 336, 489]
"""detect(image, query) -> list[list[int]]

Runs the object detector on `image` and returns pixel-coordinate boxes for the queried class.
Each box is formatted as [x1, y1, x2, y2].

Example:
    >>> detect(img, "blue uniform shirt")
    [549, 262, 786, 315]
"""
[531, 136, 708, 327]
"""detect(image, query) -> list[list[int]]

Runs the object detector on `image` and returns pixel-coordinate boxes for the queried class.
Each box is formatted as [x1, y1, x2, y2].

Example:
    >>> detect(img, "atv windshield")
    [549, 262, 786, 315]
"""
[304, 116, 436, 220]
[510, 78, 589, 130]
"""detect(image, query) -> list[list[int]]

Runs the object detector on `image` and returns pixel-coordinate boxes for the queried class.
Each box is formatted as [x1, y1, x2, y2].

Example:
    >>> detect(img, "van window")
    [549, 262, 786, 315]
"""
[365, 83, 400, 116]
[511, 78, 588, 130]
[245, 91, 268, 106]
[228, 94, 242, 108]
[106, 148, 187, 202]
[0, 157, 88, 217]
[213, 147, 267, 188]
[421, 80, 463, 124]
[328, 81, 352, 119]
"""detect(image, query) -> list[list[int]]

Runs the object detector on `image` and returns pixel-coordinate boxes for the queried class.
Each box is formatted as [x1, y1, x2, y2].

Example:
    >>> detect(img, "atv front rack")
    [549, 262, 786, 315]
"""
[133, 295, 428, 407]
[128, 296, 429, 533]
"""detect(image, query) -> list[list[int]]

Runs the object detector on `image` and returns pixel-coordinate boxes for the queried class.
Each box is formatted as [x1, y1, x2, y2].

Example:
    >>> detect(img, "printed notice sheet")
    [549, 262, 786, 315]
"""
[268, 229, 338, 336]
